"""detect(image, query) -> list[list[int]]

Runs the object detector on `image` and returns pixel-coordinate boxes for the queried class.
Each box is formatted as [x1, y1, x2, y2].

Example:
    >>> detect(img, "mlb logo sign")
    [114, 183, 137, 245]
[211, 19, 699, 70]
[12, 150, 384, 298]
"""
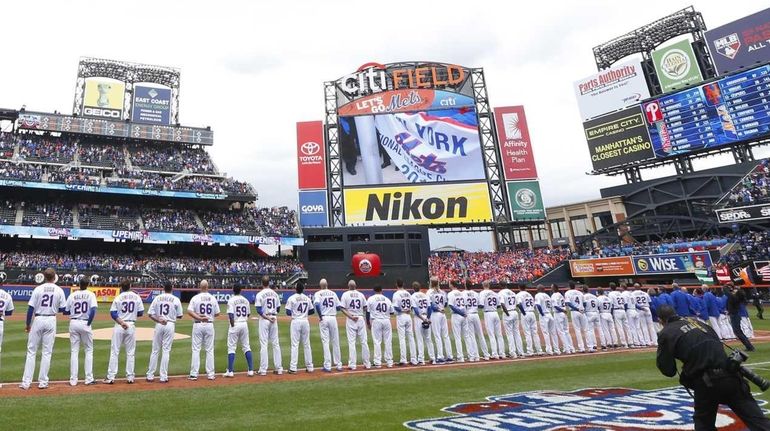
[714, 33, 741, 59]
[405, 387, 765, 430]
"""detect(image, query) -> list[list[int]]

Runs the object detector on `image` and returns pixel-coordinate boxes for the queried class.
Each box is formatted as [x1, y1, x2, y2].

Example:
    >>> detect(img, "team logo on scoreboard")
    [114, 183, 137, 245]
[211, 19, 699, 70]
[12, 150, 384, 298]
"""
[515, 187, 537, 210]
[659, 48, 692, 80]
[714, 33, 741, 59]
[404, 387, 764, 430]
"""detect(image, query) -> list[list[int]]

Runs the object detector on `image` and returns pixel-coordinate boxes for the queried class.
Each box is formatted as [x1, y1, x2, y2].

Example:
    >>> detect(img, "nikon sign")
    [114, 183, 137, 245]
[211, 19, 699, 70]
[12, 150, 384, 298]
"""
[343, 182, 492, 226]
[506, 180, 545, 221]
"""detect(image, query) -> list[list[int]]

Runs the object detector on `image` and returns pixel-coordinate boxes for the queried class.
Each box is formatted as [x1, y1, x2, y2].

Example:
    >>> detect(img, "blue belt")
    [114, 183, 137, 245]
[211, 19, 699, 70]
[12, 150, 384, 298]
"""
[194, 321, 212, 324]
[36, 314, 55, 317]
[72, 318, 89, 321]
[123, 320, 135, 323]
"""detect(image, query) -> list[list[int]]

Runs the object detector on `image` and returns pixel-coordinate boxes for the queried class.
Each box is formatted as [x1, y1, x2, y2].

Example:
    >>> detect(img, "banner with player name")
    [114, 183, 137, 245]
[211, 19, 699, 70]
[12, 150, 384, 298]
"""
[0, 225, 303, 246]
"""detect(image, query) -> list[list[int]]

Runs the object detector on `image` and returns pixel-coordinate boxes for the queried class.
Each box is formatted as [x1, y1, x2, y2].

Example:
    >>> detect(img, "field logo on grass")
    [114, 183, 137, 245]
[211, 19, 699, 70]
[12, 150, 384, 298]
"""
[404, 387, 765, 430]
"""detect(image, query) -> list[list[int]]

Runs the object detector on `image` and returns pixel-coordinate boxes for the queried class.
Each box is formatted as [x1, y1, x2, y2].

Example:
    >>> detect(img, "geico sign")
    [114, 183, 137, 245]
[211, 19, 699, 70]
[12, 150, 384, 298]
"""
[338, 63, 466, 97]
[84, 107, 121, 118]
[301, 204, 325, 213]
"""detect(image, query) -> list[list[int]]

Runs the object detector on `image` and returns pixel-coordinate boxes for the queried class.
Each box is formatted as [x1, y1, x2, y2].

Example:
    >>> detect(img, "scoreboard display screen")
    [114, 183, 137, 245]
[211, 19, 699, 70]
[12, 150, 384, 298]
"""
[643, 64, 770, 158]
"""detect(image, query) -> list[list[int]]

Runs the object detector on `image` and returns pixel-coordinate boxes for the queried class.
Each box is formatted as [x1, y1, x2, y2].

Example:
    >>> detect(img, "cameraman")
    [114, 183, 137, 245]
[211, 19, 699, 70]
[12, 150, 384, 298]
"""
[656, 305, 770, 430]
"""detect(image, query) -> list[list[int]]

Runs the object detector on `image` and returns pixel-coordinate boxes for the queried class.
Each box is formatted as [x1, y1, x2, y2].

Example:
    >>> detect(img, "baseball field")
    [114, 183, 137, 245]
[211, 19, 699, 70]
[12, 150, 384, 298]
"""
[1, 304, 769, 431]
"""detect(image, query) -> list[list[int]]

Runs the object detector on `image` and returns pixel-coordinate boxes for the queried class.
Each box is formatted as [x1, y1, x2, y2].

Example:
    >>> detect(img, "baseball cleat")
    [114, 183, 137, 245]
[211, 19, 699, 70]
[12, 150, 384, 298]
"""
[348, 367, 357, 371]
[322, 368, 332, 373]
[18, 384, 30, 390]
[247, 370, 255, 377]
[159, 379, 169, 384]
[38, 384, 49, 389]
[103, 379, 114, 385]
[69, 381, 78, 387]
[146, 376, 154, 382]
[288, 370, 297, 374]
[258, 371, 267, 376]
[336, 366, 344, 372]
[224, 371, 234, 378]
[126, 378, 134, 384]
[85, 380, 96, 386]
[207, 376, 216, 381]
[306, 368, 314, 373]
[188, 375, 198, 381]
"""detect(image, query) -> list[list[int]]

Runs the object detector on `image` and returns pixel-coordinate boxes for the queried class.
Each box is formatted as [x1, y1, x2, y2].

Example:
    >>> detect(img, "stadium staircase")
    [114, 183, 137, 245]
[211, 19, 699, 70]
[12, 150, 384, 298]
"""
[122, 147, 133, 169]
[72, 206, 80, 228]
[284, 271, 309, 287]
[192, 211, 205, 231]
[13, 205, 22, 226]
[532, 260, 572, 286]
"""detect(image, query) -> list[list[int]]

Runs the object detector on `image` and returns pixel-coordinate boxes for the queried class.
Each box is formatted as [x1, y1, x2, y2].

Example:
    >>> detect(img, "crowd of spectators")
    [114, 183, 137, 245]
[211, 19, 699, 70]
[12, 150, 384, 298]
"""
[248, 206, 299, 237]
[200, 208, 253, 235]
[0, 160, 43, 181]
[723, 159, 770, 208]
[17, 135, 76, 163]
[141, 209, 202, 233]
[106, 169, 254, 196]
[129, 144, 215, 173]
[78, 204, 140, 230]
[0, 132, 16, 158]
[0, 200, 16, 225]
[78, 142, 125, 167]
[579, 237, 730, 258]
[21, 202, 73, 228]
[428, 248, 571, 285]
[721, 231, 770, 266]
[48, 168, 101, 186]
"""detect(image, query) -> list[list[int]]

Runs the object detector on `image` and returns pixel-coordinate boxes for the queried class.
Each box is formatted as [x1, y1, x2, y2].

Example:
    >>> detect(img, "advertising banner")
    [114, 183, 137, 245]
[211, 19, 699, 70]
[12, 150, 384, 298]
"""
[582, 106, 655, 170]
[131, 85, 171, 125]
[298, 190, 329, 227]
[652, 39, 703, 93]
[343, 182, 493, 226]
[3, 285, 37, 301]
[493, 106, 538, 180]
[338, 90, 474, 116]
[83, 78, 125, 119]
[644, 64, 770, 158]
[705, 8, 770, 76]
[632, 252, 713, 275]
[340, 108, 485, 186]
[715, 203, 770, 223]
[569, 257, 635, 277]
[506, 180, 545, 221]
[296, 121, 327, 190]
[573, 60, 651, 121]
[0, 178, 233, 200]
[88, 286, 121, 302]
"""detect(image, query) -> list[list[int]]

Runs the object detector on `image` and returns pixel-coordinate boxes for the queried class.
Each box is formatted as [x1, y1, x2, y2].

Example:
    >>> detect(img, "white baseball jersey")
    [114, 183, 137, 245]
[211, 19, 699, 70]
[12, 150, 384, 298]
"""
[65, 289, 98, 320]
[148, 293, 183, 322]
[631, 290, 651, 310]
[392, 290, 413, 314]
[498, 288, 517, 313]
[597, 295, 613, 314]
[515, 291, 536, 313]
[366, 294, 393, 320]
[464, 290, 480, 313]
[110, 291, 144, 321]
[411, 292, 431, 317]
[340, 290, 367, 317]
[0, 289, 14, 317]
[478, 290, 500, 312]
[621, 291, 636, 311]
[314, 290, 340, 316]
[534, 292, 554, 315]
[551, 291, 567, 312]
[29, 282, 66, 315]
[188, 292, 221, 320]
[227, 295, 251, 323]
[564, 289, 585, 312]
[608, 291, 627, 311]
[255, 288, 281, 316]
[286, 293, 313, 319]
[447, 290, 466, 313]
[583, 293, 599, 313]
[429, 289, 447, 312]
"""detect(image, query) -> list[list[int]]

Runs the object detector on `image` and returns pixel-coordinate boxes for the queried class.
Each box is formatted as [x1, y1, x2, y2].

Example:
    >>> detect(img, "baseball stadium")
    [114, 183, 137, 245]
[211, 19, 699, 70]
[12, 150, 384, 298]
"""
[2, 2, 770, 430]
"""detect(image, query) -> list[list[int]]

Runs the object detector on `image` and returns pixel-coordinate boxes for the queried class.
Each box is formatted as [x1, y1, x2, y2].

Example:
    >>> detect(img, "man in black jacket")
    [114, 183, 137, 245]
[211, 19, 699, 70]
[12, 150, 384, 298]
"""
[725, 284, 755, 351]
[656, 305, 770, 430]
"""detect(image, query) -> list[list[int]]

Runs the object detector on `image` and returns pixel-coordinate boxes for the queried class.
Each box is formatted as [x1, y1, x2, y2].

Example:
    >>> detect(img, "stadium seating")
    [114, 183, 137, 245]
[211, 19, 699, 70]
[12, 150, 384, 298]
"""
[78, 204, 141, 230]
[141, 208, 202, 233]
[428, 248, 571, 284]
[18, 134, 76, 163]
[21, 202, 74, 228]
[722, 159, 770, 208]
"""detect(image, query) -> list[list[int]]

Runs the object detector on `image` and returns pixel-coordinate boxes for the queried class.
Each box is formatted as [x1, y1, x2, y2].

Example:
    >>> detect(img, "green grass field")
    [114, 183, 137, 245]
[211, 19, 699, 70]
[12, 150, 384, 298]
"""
[1, 304, 770, 431]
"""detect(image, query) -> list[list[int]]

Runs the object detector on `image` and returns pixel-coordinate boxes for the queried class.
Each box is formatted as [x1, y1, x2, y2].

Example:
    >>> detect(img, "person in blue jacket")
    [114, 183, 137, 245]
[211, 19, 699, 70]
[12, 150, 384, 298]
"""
[702, 285, 724, 339]
[670, 284, 691, 317]
[658, 287, 674, 308]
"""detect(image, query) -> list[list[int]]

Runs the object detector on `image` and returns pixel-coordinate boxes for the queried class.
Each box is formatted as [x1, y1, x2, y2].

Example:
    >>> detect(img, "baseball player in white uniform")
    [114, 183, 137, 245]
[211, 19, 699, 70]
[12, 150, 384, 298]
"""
[428, 277, 453, 362]
[314, 279, 343, 372]
[65, 277, 98, 386]
[106, 279, 144, 384]
[147, 282, 183, 383]
[255, 276, 283, 375]
[340, 280, 371, 370]
[0, 279, 13, 386]
[392, 279, 418, 366]
[534, 284, 558, 355]
[499, 286, 524, 358]
[21, 268, 66, 390]
[479, 281, 505, 359]
[366, 285, 394, 368]
[286, 282, 314, 373]
[447, 282, 468, 362]
[608, 283, 630, 348]
[225, 286, 254, 377]
[464, 283, 489, 361]
[632, 283, 657, 346]
[565, 282, 590, 353]
[187, 280, 220, 380]
[597, 289, 619, 348]
[411, 281, 435, 365]
[621, 283, 644, 347]
[582, 286, 604, 350]
[551, 284, 575, 354]
[516, 286, 542, 356]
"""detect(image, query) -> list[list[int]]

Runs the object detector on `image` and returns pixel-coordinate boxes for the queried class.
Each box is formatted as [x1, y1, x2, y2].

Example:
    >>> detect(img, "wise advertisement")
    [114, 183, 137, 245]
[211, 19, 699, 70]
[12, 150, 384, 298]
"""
[652, 39, 703, 93]
[632, 252, 713, 275]
[131, 85, 171, 125]
[298, 190, 329, 227]
[573, 60, 651, 121]
[83, 78, 125, 119]
[296, 121, 327, 190]
[569, 257, 635, 277]
[706, 8, 770, 76]
[344, 182, 492, 226]
[582, 106, 655, 170]
[506, 180, 544, 221]
[493, 106, 538, 180]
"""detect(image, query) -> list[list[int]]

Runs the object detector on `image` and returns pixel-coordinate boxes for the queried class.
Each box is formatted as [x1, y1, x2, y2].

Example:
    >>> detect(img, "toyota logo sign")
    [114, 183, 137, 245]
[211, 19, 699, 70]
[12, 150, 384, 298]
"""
[301, 141, 321, 156]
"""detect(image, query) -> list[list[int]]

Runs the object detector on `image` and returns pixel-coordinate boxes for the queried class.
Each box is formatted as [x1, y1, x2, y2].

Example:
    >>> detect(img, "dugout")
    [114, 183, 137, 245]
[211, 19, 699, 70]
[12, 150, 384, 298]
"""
[298, 226, 430, 288]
